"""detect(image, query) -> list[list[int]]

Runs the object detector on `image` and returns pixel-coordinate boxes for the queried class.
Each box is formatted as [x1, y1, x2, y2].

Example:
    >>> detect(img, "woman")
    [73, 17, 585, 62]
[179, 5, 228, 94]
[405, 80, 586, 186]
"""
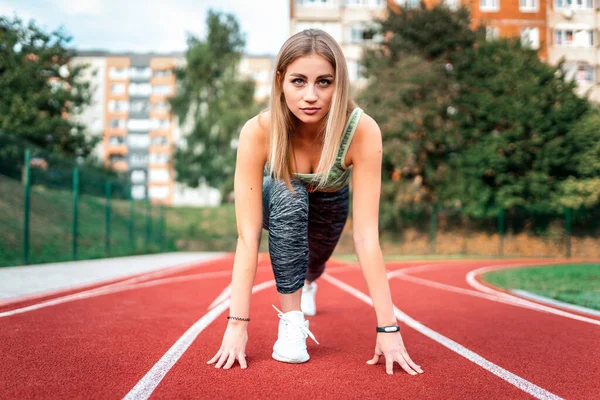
[207, 29, 423, 376]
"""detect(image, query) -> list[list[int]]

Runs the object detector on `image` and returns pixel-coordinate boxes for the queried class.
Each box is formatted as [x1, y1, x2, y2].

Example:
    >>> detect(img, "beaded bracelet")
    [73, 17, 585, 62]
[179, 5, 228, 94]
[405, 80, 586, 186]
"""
[227, 316, 250, 322]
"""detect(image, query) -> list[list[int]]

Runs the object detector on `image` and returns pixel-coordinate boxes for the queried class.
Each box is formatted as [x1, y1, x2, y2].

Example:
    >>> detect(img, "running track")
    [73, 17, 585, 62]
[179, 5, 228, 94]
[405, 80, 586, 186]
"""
[1, 255, 599, 399]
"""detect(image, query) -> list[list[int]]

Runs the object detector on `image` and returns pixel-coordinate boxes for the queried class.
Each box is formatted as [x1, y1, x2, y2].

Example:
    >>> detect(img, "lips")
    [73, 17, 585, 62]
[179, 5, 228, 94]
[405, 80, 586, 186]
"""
[301, 107, 320, 111]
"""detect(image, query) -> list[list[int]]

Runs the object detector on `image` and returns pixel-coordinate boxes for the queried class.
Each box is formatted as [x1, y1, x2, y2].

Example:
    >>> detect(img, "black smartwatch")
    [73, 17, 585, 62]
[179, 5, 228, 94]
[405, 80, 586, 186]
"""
[376, 325, 400, 333]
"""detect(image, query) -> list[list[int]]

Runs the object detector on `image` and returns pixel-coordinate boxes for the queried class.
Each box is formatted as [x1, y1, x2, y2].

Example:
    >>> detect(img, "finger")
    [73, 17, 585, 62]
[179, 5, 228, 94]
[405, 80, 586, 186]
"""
[385, 355, 394, 375]
[395, 355, 417, 376]
[366, 353, 380, 365]
[238, 353, 248, 369]
[214, 351, 229, 368]
[207, 349, 223, 365]
[402, 351, 424, 374]
[223, 351, 237, 370]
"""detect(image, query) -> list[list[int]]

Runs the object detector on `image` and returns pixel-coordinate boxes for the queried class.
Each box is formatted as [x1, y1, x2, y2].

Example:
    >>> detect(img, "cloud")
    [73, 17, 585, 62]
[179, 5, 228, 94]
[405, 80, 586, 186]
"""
[48, 0, 105, 16]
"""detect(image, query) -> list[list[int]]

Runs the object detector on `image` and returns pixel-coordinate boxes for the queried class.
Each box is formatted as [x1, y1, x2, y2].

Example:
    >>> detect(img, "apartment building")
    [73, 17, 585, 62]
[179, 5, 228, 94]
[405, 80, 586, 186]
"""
[291, 0, 546, 74]
[73, 51, 183, 204]
[239, 55, 275, 102]
[547, 1, 600, 102]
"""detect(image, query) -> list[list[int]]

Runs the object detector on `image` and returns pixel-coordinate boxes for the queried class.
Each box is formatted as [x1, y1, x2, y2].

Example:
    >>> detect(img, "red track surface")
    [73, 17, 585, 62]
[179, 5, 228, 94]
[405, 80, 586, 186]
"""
[1, 256, 598, 399]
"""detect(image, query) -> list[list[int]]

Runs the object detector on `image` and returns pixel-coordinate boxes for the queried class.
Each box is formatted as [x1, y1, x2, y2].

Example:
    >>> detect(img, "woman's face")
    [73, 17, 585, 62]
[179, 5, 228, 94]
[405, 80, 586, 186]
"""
[280, 54, 335, 125]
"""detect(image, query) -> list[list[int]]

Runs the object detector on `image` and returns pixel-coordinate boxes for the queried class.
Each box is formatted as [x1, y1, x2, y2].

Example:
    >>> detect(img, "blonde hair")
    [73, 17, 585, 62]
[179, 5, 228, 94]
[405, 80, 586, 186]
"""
[267, 29, 355, 190]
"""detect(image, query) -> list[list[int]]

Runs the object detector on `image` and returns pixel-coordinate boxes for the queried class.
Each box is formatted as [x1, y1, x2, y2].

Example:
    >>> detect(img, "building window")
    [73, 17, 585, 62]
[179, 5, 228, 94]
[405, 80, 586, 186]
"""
[555, 0, 593, 8]
[152, 136, 169, 146]
[108, 136, 125, 145]
[150, 152, 169, 164]
[486, 26, 500, 41]
[152, 85, 173, 95]
[131, 185, 146, 200]
[109, 67, 128, 79]
[344, 0, 384, 7]
[111, 83, 126, 95]
[443, 0, 460, 10]
[129, 83, 152, 96]
[296, 0, 334, 6]
[149, 169, 170, 183]
[348, 60, 363, 82]
[130, 154, 149, 167]
[153, 69, 172, 77]
[520, 27, 540, 49]
[128, 119, 151, 131]
[131, 170, 147, 184]
[128, 134, 151, 148]
[109, 155, 125, 163]
[130, 100, 151, 114]
[153, 101, 171, 112]
[395, 0, 421, 7]
[554, 29, 594, 47]
[109, 118, 126, 129]
[480, 0, 499, 11]
[151, 118, 171, 130]
[108, 100, 129, 112]
[519, 0, 538, 11]
[574, 64, 595, 84]
[129, 66, 152, 79]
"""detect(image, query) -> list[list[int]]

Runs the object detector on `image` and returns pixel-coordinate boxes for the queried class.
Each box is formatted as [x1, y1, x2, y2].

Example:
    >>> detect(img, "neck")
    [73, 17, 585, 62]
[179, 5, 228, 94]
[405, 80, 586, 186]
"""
[294, 119, 325, 142]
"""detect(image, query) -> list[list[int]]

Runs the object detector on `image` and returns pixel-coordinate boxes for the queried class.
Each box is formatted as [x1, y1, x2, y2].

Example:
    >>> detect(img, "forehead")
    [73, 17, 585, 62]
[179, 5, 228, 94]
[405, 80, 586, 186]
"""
[285, 54, 334, 77]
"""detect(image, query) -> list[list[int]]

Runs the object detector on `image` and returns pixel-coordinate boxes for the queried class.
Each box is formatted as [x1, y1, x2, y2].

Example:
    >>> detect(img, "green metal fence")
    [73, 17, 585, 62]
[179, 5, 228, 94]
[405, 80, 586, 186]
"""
[0, 134, 171, 267]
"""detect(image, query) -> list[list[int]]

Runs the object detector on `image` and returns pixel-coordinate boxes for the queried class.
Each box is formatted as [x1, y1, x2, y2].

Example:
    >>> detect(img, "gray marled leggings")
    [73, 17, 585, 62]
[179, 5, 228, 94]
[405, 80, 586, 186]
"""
[262, 176, 349, 294]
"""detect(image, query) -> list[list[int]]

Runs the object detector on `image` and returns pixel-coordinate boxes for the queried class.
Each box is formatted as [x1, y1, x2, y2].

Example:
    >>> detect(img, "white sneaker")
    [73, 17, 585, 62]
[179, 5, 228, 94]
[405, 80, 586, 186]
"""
[272, 305, 319, 364]
[301, 282, 317, 317]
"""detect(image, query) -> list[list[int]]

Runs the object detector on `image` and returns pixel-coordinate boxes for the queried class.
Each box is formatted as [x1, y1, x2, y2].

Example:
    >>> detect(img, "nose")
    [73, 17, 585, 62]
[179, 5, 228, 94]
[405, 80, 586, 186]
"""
[304, 84, 318, 103]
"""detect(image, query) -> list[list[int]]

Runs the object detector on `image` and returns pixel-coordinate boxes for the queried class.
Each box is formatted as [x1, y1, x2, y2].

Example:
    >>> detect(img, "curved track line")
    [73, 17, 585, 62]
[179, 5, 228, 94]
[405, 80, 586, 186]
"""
[123, 280, 276, 400]
[322, 273, 563, 400]
[466, 265, 600, 325]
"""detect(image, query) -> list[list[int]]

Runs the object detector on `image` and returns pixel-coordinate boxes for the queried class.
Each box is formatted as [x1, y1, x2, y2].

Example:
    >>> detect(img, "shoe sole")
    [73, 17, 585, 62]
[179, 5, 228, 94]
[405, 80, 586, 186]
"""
[272, 351, 310, 364]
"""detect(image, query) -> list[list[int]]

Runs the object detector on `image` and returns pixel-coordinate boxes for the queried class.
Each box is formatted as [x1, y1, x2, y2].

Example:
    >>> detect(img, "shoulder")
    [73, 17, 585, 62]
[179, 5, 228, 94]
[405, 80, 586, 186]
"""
[240, 110, 270, 146]
[351, 110, 382, 152]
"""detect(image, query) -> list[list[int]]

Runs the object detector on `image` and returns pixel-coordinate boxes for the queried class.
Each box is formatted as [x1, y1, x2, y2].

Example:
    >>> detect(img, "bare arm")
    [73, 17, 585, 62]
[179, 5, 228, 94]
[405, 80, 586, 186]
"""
[208, 115, 267, 370]
[350, 114, 423, 376]
[228, 117, 267, 322]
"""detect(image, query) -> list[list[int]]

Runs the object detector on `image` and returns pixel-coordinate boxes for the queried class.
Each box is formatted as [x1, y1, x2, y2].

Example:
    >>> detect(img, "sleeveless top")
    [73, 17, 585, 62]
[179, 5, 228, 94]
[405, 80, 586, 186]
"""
[293, 107, 363, 192]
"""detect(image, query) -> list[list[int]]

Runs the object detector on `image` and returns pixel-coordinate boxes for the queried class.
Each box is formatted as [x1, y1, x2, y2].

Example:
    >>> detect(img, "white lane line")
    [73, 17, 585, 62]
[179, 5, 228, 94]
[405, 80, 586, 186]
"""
[386, 269, 600, 327]
[465, 266, 600, 325]
[511, 290, 600, 318]
[209, 285, 232, 310]
[123, 279, 276, 400]
[0, 270, 234, 319]
[322, 273, 563, 400]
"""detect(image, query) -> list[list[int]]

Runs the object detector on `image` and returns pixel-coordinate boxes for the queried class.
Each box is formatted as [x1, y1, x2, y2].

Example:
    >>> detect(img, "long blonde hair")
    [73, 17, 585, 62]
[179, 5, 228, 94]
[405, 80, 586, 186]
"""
[267, 29, 355, 190]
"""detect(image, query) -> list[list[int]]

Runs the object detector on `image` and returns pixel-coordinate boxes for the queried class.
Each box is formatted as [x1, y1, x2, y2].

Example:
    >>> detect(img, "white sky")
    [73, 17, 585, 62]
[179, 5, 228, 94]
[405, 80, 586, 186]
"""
[1, 0, 290, 56]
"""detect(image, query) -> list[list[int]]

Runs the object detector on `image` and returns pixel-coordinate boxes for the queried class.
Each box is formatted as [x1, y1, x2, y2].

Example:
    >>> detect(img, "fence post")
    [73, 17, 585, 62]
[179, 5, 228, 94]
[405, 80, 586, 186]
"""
[129, 187, 134, 252]
[498, 208, 505, 258]
[160, 204, 166, 251]
[23, 149, 31, 265]
[565, 207, 572, 259]
[145, 199, 151, 252]
[72, 167, 79, 261]
[430, 204, 438, 254]
[105, 181, 111, 255]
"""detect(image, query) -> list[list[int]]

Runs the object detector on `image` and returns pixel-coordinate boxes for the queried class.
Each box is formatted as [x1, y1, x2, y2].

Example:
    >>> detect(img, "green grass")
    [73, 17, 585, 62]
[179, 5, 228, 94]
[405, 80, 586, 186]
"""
[482, 263, 600, 311]
[0, 174, 172, 267]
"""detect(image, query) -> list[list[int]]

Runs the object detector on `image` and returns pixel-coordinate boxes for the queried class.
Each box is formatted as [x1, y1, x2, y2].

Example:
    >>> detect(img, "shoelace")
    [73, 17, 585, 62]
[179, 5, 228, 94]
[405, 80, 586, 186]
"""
[272, 305, 319, 345]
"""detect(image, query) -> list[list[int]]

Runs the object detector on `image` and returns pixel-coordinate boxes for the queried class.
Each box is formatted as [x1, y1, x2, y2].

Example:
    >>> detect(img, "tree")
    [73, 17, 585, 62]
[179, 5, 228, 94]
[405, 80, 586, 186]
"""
[0, 15, 95, 158]
[359, 4, 591, 228]
[172, 11, 260, 199]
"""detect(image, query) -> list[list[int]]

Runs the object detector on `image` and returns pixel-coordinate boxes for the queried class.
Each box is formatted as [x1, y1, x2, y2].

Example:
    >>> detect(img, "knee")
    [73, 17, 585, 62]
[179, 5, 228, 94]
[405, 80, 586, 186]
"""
[269, 179, 308, 216]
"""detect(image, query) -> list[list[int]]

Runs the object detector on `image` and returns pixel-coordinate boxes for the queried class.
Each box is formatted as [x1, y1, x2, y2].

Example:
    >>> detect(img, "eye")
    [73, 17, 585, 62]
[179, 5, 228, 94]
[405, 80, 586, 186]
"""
[292, 78, 304, 85]
[318, 79, 332, 86]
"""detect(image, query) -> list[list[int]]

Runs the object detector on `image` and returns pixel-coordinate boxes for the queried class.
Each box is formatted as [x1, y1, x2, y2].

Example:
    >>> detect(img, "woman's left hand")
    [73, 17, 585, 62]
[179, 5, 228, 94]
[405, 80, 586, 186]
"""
[367, 331, 424, 375]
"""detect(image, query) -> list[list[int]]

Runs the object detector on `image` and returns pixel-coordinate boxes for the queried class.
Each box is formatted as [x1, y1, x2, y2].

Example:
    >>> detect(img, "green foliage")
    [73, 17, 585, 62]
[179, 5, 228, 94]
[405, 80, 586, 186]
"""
[0, 16, 96, 158]
[359, 4, 595, 228]
[171, 11, 261, 199]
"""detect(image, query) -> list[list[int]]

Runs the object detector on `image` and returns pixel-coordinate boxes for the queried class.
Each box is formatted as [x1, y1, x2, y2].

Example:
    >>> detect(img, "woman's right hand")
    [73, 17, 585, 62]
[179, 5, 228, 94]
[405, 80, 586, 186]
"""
[207, 321, 249, 369]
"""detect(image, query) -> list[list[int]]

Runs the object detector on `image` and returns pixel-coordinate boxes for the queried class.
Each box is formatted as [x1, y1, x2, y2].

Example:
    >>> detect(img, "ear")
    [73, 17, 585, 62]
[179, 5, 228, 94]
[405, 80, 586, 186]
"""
[276, 71, 283, 88]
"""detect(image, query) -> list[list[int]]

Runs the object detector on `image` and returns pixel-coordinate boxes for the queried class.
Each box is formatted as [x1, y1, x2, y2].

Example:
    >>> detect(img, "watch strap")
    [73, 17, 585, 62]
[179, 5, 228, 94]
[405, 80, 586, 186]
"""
[376, 325, 400, 333]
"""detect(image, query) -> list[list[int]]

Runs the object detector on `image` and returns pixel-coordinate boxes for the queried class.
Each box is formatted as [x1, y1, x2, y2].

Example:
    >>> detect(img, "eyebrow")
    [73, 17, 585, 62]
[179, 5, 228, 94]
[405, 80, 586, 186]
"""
[289, 73, 334, 79]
